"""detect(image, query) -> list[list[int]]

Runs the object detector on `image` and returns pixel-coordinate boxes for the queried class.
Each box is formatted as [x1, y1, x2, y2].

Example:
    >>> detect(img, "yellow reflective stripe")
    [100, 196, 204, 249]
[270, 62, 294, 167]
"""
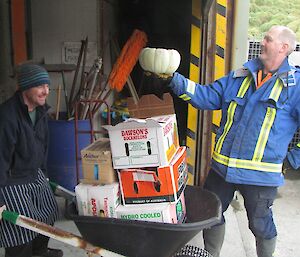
[212, 151, 282, 173]
[269, 79, 283, 101]
[237, 76, 252, 97]
[215, 102, 237, 152]
[297, 142, 300, 148]
[179, 94, 191, 101]
[215, 76, 252, 153]
[252, 79, 283, 162]
[253, 107, 276, 162]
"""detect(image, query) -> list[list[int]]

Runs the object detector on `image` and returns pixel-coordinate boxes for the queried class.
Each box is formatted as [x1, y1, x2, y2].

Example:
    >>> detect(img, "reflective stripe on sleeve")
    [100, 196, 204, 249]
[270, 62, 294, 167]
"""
[179, 94, 191, 101]
[187, 79, 196, 95]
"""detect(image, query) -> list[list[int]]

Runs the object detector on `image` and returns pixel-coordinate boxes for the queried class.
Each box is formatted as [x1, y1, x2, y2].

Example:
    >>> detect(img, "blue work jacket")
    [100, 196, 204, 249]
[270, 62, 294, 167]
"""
[169, 57, 300, 186]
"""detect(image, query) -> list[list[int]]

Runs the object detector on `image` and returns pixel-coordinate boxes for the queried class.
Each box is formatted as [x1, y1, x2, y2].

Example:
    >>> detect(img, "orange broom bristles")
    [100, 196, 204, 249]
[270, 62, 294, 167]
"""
[108, 29, 148, 92]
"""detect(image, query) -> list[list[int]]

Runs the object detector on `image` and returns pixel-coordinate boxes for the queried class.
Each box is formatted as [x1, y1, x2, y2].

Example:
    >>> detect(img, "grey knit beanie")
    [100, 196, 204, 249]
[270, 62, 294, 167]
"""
[16, 64, 50, 91]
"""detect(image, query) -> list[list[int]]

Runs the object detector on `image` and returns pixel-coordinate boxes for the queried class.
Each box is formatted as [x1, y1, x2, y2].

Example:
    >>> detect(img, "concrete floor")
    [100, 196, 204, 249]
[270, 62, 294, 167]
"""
[188, 169, 300, 257]
[0, 169, 299, 257]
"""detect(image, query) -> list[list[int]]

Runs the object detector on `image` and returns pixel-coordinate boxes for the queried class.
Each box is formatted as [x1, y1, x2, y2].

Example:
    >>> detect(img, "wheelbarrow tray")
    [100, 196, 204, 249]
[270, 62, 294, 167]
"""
[66, 185, 221, 257]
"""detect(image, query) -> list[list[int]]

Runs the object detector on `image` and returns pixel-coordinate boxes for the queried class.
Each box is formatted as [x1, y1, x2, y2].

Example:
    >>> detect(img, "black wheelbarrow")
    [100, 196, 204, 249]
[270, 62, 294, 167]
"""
[66, 185, 221, 257]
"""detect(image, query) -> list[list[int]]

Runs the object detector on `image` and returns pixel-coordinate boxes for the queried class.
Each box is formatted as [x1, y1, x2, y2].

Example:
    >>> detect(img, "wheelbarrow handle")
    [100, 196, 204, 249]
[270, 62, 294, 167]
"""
[1, 210, 125, 257]
[48, 181, 76, 202]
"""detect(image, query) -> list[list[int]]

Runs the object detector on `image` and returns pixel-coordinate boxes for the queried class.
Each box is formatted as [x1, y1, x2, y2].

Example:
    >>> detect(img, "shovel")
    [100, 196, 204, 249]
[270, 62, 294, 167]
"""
[1, 210, 125, 257]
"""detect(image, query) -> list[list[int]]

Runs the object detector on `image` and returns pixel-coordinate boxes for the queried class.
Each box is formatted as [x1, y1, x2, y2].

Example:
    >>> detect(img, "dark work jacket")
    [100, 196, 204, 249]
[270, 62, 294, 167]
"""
[0, 91, 50, 206]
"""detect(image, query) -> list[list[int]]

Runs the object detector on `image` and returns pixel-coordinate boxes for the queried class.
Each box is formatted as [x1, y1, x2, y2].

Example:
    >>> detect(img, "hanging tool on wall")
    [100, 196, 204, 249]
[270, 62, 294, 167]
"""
[55, 84, 62, 120]
[81, 57, 103, 119]
[43, 64, 76, 119]
[70, 37, 89, 117]
[68, 39, 87, 115]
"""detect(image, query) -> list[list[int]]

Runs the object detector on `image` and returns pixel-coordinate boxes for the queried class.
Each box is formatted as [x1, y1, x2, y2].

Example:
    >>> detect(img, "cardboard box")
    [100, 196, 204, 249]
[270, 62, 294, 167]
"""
[116, 191, 186, 223]
[103, 114, 180, 169]
[127, 93, 175, 119]
[118, 146, 188, 205]
[80, 138, 117, 185]
[75, 183, 120, 217]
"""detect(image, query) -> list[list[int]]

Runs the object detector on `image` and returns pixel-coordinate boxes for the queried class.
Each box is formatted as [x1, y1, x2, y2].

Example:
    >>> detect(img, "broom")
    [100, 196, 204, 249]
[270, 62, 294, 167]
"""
[92, 29, 147, 113]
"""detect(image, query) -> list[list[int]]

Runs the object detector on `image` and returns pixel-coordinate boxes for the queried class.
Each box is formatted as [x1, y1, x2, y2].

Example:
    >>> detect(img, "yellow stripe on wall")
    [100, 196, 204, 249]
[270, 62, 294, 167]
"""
[212, 0, 227, 155]
[186, 0, 202, 185]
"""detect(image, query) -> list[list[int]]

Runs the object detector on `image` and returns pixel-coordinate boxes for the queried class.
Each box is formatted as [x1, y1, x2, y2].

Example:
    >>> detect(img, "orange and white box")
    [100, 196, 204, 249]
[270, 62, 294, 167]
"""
[103, 114, 179, 169]
[118, 146, 188, 205]
[75, 182, 120, 217]
[116, 191, 186, 223]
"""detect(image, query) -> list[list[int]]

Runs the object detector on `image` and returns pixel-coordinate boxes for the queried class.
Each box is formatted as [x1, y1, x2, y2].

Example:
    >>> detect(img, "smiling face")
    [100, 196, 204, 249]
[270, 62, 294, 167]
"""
[22, 84, 49, 111]
[259, 27, 289, 70]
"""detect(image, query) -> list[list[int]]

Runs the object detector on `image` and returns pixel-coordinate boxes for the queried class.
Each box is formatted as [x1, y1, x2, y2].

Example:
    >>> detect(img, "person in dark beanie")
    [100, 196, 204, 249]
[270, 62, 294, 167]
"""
[0, 64, 63, 257]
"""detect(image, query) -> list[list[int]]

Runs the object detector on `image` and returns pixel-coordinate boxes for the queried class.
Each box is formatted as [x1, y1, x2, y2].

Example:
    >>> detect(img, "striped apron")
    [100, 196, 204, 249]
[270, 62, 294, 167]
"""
[0, 169, 59, 248]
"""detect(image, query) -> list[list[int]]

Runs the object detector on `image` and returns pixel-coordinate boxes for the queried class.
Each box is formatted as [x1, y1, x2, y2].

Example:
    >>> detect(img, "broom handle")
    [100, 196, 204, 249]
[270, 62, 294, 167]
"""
[1, 210, 124, 257]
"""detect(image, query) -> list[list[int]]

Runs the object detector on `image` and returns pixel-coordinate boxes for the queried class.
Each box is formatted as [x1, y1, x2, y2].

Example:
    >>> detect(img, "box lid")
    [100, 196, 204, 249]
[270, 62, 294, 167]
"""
[81, 138, 111, 152]
[103, 114, 176, 131]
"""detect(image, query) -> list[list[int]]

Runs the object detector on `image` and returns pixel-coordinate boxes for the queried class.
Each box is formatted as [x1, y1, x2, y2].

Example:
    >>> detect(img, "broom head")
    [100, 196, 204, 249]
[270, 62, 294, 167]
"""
[108, 29, 148, 92]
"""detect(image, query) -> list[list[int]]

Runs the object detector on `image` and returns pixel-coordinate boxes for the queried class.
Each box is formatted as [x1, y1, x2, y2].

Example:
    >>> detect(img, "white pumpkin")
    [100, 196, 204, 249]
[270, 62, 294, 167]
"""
[139, 47, 181, 75]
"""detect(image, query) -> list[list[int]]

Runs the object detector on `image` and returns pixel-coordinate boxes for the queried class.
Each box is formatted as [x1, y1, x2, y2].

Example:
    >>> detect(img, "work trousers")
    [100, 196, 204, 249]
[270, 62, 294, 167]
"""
[204, 170, 278, 239]
[5, 234, 49, 257]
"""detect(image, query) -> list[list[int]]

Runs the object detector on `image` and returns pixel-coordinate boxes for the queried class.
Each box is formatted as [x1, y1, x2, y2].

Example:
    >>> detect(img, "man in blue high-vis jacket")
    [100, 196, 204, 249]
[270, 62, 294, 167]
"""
[141, 26, 299, 257]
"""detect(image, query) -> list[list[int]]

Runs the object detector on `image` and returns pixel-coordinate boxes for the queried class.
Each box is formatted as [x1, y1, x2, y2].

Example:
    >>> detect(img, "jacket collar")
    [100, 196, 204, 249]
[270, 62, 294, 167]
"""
[244, 57, 292, 74]
[244, 57, 297, 87]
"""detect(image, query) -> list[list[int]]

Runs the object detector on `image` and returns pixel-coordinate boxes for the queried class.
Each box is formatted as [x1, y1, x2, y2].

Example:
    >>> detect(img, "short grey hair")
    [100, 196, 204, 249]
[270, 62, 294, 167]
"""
[270, 25, 297, 55]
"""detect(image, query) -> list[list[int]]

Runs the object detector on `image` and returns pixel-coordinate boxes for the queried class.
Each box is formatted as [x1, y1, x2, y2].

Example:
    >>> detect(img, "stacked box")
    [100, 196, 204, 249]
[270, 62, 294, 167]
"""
[127, 93, 175, 119]
[75, 183, 120, 218]
[118, 146, 188, 205]
[103, 114, 179, 169]
[103, 114, 187, 224]
[115, 190, 186, 223]
[80, 138, 117, 185]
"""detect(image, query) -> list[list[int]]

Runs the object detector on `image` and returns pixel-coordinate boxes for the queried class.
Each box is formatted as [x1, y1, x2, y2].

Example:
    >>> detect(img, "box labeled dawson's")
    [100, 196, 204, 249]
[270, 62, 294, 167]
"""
[103, 114, 179, 169]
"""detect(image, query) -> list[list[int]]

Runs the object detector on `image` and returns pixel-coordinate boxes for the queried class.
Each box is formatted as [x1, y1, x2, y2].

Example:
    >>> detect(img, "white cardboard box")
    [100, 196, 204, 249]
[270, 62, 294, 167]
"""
[115, 191, 186, 223]
[75, 182, 120, 218]
[103, 114, 179, 169]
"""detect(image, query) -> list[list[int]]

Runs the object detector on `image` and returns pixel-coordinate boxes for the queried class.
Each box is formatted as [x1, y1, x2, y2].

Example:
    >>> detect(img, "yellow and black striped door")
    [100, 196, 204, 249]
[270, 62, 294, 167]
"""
[212, 0, 228, 153]
[186, 0, 202, 185]
[186, 0, 232, 185]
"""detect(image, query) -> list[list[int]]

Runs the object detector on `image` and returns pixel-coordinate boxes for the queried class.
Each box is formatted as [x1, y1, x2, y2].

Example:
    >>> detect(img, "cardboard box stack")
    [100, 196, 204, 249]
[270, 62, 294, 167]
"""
[104, 114, 188, 224]
[75, 138, 120, 218]
[74, 114, 188, 224]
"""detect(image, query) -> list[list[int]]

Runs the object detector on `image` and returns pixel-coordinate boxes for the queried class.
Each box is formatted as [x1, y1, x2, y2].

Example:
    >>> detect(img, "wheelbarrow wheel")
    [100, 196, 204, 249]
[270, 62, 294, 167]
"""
[173, 244, 212, 257]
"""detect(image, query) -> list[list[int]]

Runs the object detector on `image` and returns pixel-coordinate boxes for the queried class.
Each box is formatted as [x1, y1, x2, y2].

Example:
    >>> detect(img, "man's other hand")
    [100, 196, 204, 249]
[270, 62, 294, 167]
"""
[282, 158, 293, 174]
[0, 205, 7, 220]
